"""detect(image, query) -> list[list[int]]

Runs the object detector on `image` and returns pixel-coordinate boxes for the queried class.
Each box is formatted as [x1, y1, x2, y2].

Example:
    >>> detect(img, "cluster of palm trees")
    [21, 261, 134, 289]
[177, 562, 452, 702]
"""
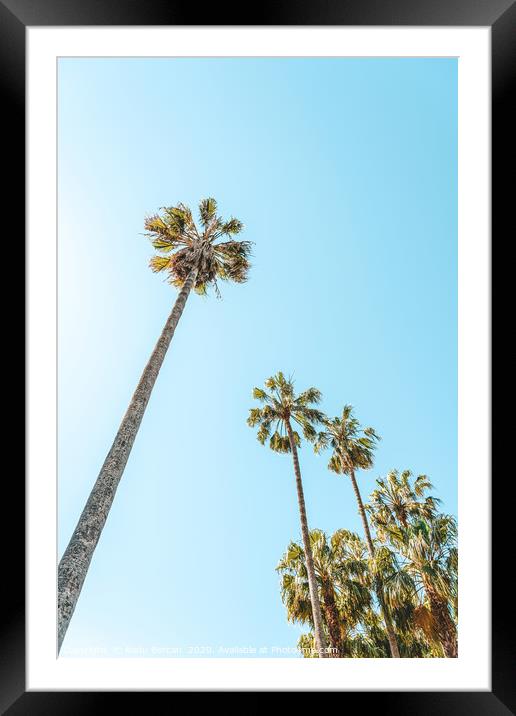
[58, 198, 457, 660]
[248, 373, 458, 658]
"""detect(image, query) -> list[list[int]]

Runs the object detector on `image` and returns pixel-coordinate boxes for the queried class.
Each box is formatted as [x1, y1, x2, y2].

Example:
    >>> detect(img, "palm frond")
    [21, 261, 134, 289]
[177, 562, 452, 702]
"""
[149, 255, 171, 273]
[198, 197, 218, 226]
[221, 217, 244, 235]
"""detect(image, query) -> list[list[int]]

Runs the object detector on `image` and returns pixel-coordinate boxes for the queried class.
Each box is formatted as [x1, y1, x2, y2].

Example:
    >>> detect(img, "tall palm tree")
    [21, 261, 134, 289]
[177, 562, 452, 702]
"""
[277, 529, 371, 657]
[58, 198, 252, 650]
[247, 372, 329, 657]
[314, 405, 401, 658]
[368, 472, 457, 657]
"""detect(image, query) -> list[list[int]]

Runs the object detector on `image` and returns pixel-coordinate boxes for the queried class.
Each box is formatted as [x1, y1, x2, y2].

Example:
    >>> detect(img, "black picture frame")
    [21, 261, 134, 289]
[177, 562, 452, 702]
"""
[5, 0, 511, 710]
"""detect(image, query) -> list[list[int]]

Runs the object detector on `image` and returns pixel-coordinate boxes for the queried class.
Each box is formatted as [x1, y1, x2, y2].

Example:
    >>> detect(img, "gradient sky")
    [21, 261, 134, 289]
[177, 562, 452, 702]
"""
[58, 57, 457, 657]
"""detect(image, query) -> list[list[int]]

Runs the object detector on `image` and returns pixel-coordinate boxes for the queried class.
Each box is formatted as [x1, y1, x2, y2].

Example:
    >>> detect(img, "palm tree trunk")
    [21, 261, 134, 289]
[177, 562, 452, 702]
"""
[322, 584, 346, 657]
[373, 577, 400, 659]
[285, 420, 328, 658]
[57, 267, 198, 652]
[427, 590, 458, 657]
[348, 466, 400, 658]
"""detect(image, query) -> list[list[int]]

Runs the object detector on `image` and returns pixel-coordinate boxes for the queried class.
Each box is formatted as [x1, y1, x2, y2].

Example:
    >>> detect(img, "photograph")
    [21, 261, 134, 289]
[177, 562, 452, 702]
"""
[57, 55, 458, 660]
[0, 0, 507, 702]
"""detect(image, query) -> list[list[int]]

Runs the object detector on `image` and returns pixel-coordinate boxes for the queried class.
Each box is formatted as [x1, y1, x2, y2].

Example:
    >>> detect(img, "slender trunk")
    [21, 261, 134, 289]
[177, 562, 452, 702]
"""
[285, 420, 328, 658]
[57, 268, 198, 652]
[373, 576, 400, 659]
[427, 589, 458, 658]
[347, 465, 400, 658]
[348, 468, 375, 555]
[322, 584, 346, 657]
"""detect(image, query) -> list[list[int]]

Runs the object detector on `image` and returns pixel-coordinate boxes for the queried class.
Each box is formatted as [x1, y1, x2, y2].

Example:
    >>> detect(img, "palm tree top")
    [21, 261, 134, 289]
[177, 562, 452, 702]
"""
[247, 371, 326, 453]
[367, 469, 441, 534]
[380, 512, 457, 620]
[277, 529, 372, 629]
[146, 197, 252, 296]
[314, 404, 380, 475]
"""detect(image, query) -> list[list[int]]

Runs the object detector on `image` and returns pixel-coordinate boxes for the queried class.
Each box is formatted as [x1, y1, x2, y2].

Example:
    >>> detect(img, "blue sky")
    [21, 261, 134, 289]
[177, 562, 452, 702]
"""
[58, 57, 457, 657]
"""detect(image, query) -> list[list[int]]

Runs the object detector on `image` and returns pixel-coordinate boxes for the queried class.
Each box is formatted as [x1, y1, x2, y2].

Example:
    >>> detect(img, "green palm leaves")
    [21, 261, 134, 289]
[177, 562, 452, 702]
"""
[146, 197, 252, 295]
[368, 469, 440, 533]
[247, 372, 325, 453]
[370, 485, 457, 615]
[314, 404, 380, 474]
[277, 529, 372, 658]
[277, 529, 405, 658]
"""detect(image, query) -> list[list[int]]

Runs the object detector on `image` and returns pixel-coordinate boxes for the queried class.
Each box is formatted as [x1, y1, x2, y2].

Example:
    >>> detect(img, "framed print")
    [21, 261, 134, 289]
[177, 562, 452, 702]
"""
[3, 0, 512, 710]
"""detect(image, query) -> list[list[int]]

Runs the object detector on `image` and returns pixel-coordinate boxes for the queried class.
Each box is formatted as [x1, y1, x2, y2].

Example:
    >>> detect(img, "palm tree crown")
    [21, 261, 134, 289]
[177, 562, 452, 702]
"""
[403, 515, 458, 604]
[277, 530, 371, 625]
[314, 404, 380, 474]
[367, 469, 440, 532]
[277, 529, 371, 657]
[247, 372, 326, 452]
[376, 513, 458, 657]
[146, 197, 252, 296]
